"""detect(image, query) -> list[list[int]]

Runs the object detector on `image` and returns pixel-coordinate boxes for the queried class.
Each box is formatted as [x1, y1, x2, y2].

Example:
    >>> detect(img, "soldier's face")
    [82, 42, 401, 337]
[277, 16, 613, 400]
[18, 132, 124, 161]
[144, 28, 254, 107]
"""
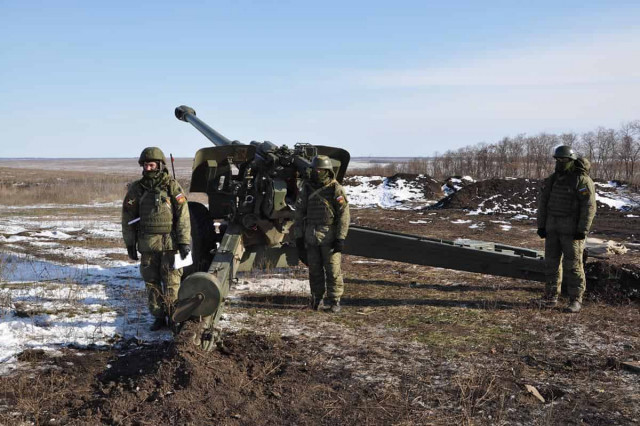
[554, 157, 573, 172]
[143, 162, 158, 171]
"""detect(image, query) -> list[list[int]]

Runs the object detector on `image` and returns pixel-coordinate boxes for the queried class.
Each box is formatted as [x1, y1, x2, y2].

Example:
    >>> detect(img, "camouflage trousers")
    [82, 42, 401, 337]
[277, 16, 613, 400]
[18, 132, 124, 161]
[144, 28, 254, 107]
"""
[544, 232, 586, 303]
[306, 244, 344, 302]
[140, 252, 182, 318]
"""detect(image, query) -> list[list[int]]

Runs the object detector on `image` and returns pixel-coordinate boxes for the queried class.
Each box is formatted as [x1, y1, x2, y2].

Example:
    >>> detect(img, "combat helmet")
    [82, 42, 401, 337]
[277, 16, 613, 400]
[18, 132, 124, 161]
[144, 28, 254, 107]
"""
[311, 155, 333, 170]
[138, 147, 167, 165]
[553, 145, 577, 160]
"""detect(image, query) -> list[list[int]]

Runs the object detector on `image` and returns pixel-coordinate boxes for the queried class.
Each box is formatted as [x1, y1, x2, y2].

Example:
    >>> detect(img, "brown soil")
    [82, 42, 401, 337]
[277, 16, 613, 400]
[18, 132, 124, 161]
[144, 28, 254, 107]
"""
[586, 261, 640, 302]
[434, 178, 540, 213]
[434, 177, 639, 220]
[1, 175, 639, 426]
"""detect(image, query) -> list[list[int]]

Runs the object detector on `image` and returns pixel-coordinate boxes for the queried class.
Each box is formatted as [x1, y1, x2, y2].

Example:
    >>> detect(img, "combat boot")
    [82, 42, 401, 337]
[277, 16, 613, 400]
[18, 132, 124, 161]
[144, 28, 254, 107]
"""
[310, 296, 323, 311]
[327, 300, 341, 313]
[564, 300, 581, 313]
[150, 317, 167, 331]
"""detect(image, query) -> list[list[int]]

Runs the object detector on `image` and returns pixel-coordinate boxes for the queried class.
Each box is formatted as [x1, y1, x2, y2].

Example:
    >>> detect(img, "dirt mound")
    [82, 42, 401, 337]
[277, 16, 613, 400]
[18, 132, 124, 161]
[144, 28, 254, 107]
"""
[1, 324, 413, 425]
[74, 329, 328, 424]
[342, 176, 383, 187]
[586, 261, 640, 302]
[343, 173, 443, 199]
[442, 175, 476, 194]
[343, 173, 445, 208]
[433, 178, 540, 214]
[386, 173, 444, 199]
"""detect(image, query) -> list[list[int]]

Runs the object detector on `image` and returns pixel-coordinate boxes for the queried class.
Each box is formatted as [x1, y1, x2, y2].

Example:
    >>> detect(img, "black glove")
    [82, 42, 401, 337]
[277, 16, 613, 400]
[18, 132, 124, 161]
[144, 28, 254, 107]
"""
[333, 239, 344, 253]
[536, 228, 546, 239]
[296, 238, 308, 266]
[126, 245, 138, 261]
[178, 244, 191, 259]
[574, 232, 586, 240]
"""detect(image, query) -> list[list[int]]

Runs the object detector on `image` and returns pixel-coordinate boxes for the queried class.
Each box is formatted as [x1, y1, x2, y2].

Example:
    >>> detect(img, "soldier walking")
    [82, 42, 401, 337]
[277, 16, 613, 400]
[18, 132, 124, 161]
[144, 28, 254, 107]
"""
[295, 155, 350, 313]
[536, 145, 596, 313]
[122, 147, 191, 330]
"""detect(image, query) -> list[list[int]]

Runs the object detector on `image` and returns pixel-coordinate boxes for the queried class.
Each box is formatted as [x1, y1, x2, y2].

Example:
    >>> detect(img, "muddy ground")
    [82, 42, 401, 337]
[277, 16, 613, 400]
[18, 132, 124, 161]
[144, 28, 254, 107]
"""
[0, 172, 639, 425]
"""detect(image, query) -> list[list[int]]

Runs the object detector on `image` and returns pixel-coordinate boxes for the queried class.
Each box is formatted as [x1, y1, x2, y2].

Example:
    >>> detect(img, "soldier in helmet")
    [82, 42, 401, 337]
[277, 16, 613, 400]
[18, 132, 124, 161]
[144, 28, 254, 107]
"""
[536, 145, 596, 313]
[294, 155, 350, 313]
[122, 147, 191, 330]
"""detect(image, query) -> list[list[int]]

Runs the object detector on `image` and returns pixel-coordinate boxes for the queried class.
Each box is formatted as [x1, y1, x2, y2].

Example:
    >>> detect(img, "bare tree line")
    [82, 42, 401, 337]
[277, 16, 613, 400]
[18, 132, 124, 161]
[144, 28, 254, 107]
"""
[369, 121, 640, 184]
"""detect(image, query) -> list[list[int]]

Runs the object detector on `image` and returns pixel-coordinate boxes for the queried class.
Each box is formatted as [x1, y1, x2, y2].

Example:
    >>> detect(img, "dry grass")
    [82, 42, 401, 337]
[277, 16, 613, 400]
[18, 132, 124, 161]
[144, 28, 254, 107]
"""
[0, 167, 194, 206]
[0, 167, 133, 205]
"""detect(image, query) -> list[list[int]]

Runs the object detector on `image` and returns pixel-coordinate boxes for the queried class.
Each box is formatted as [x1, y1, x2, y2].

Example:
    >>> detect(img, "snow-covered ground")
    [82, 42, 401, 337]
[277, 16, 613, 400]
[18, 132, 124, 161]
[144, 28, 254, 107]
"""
[0, 209, 309, 375]
[345, 175, 442, 209]
[344, 177, 639, 213]
[594, 181, 640, 210]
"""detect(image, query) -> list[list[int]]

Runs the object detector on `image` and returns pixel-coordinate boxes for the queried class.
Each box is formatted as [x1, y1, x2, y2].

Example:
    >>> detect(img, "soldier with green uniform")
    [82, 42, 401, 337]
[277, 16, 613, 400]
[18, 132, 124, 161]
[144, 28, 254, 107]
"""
[122, 147, 191, 330]
[536, 145, 596, 313]
[295, 155, 350, 313]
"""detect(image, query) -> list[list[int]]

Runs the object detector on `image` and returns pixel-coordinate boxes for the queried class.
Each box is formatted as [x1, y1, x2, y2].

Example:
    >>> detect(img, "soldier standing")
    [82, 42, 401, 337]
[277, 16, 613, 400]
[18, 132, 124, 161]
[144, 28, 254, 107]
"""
[536, 145, 596, 313]
[295, 155, 350, 313]
[122, 147, 191, 330]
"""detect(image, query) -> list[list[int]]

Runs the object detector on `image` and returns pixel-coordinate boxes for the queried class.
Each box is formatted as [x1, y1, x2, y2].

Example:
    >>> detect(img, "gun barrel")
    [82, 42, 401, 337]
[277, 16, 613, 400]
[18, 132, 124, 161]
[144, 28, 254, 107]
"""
[175, 105, 235, 146]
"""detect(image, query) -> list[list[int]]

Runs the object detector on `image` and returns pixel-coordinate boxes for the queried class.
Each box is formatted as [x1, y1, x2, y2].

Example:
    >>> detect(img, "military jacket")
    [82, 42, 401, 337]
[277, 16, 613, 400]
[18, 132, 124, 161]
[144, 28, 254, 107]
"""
[537, 159, 596, 235]
[122, 171, 191, 253]
[294, 179, 350, 246]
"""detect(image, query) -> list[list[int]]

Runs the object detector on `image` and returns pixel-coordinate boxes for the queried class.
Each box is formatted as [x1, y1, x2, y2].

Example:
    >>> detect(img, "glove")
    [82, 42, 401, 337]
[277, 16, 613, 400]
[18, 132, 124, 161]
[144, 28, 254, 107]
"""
[536, 228, 546, 239]
[573, 232, 586, 240]
[178, 244, 191, 259]
[296, 238, 308, 266]
[333, 239, 344, 253]
[126, 245, 138, 261]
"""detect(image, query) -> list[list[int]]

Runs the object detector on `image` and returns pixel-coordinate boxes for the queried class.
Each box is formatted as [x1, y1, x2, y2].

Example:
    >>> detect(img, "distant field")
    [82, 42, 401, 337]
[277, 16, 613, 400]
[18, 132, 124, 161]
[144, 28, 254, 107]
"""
[0, 158, 195, 179]
[0, 157, 404, 175]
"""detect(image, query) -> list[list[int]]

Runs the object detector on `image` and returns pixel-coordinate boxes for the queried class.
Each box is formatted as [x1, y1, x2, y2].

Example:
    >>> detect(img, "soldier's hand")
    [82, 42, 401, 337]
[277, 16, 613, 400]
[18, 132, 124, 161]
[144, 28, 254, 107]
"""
[536, 228, 546, 239]
[126, 245, 138, 261]
[333, 239, 344, 253]
[573, 232, 586, 240]
[178, 244, 191, 259]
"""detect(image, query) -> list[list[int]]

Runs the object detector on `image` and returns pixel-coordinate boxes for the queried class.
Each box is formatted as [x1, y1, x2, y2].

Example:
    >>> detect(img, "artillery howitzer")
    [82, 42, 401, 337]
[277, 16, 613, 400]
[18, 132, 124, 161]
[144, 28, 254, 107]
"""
[172, 105, 547, 350]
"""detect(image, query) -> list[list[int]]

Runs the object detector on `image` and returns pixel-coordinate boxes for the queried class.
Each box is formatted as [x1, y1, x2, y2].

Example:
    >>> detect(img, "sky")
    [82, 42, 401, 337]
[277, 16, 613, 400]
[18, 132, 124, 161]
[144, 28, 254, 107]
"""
[1, 0, 640, 158]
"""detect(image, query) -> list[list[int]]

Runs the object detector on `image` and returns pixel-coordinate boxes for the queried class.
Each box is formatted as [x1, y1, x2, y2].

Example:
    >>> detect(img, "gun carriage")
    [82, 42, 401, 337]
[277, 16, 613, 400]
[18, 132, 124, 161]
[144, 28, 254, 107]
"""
[172, 106, 546, 350]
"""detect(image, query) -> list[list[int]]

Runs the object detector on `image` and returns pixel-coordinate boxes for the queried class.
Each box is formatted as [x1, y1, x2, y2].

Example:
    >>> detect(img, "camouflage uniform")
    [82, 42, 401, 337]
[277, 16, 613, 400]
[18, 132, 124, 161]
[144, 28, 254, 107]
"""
[122, 161, 191, 319]
[294, 170, 350, 306]
[537, 157, 596, 305]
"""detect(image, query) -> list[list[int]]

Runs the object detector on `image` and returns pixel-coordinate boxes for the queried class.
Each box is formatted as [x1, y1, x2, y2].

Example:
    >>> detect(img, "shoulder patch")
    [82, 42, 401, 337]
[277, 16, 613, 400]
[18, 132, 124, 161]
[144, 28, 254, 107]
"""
[175, 193, 186, 204]
[126, 197, 136, 206]
[577, 187, 590, 197]
[336, 195, 345, 204]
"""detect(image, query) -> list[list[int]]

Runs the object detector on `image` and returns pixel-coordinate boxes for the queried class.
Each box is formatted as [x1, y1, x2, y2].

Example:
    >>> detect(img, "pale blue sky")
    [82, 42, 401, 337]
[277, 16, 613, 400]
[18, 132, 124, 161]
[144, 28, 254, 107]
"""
[1, 1, 639, 158]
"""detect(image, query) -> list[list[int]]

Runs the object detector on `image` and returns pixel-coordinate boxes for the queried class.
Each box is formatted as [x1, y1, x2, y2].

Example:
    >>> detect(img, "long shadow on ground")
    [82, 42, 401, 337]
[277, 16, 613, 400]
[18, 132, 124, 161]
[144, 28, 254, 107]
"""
[234, 294, 529, 310]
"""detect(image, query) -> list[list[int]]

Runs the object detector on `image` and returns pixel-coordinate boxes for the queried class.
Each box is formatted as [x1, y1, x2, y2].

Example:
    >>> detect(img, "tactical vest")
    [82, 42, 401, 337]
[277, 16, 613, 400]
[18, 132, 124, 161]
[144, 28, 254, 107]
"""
[547, 174, 578, 217]
[306, 181, 337, 226]
[139, 185, 174, 234]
